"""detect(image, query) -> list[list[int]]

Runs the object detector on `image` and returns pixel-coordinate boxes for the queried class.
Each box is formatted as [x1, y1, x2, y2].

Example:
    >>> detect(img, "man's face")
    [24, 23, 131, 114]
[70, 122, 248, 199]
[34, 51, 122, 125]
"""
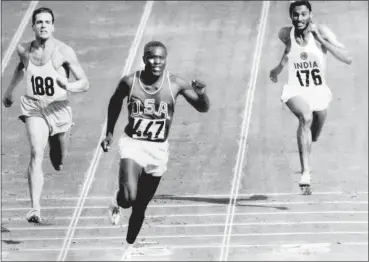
[33, 12, 54, 40]
[291, 5, 311, 30]
[143, 46, 167, 76]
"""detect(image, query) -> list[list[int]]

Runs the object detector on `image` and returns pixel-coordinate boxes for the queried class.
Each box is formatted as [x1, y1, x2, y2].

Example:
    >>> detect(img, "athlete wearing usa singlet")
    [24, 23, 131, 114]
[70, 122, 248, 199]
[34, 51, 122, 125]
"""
[20, 44, 72, 136]
[281, 28, 332, 111]
[118, 69, 176, 177]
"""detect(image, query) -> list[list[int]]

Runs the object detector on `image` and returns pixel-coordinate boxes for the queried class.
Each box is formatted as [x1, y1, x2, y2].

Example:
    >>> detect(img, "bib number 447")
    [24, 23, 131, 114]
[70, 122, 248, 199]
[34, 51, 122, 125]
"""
[132, 118, 166, 140]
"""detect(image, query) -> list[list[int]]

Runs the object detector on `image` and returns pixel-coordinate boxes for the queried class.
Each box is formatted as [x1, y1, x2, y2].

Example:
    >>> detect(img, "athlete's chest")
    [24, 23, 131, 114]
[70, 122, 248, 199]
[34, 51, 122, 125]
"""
[289, 37, 325, 65]
[290, 33, 324, 53]
[129, 93, 172, 120]
[26, 49, 67, 76]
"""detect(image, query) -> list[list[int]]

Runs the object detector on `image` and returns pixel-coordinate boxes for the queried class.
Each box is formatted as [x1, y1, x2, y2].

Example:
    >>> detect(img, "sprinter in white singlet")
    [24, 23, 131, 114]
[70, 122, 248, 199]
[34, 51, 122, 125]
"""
[2, 7, 89, 222]
[269, 1, 352, 191]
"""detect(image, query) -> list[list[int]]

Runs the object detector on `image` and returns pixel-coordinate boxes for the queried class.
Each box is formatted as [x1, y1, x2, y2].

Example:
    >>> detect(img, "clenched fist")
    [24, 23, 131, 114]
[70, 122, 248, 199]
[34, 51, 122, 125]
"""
[191, 79, 206, 95]
[100, 133, 113, 152]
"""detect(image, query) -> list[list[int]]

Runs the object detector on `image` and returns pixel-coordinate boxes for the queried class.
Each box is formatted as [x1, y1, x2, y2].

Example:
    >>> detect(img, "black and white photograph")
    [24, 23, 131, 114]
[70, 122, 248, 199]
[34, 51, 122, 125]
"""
[1, 1, 368, 261]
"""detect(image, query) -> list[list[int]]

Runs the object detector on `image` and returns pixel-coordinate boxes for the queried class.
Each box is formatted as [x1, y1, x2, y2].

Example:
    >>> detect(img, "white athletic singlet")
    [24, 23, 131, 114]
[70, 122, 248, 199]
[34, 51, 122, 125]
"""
[26, 48, 67, 104]
[287, 28, 327, 88]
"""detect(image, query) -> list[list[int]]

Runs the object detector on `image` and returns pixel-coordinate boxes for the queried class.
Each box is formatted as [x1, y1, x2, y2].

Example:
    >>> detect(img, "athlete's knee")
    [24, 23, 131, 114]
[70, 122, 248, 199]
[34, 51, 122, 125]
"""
[298, 112, 313, 127]
[311, 132, 321, 142]
[117, 188, 136, 208]
[30, 146, 45, 163]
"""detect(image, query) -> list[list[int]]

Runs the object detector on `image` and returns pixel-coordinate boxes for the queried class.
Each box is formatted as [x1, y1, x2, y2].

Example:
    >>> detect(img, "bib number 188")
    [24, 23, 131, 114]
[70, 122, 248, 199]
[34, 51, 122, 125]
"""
[31, 76, 55, 96]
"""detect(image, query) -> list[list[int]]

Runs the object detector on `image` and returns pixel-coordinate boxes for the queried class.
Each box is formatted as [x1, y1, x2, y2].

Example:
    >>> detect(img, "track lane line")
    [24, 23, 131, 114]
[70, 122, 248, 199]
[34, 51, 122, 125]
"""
[3, 191, 368, 201]
[1, 1, 38, 74]
[3, 240, 368, 252]
[57, 1, 154, 261]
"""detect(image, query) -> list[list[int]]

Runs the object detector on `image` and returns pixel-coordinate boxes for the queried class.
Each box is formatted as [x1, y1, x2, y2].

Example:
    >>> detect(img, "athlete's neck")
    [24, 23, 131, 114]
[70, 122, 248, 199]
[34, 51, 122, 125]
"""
[141, 70, 163, 86]
[33, 36, 54, 50]
[294, 26, 310, 40]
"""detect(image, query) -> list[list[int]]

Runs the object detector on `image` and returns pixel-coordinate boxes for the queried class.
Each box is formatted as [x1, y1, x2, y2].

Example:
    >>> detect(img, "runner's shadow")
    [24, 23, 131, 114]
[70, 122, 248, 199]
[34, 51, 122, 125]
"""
[153, 195, 289, 210]
[2, 240, 22, 245]
[1, 226, 10, 233]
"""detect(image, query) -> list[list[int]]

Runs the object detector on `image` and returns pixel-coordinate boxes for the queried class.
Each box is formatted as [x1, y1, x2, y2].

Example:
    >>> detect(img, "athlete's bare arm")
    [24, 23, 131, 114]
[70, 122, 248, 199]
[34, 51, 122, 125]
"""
[270, 27, 291, 83]
[174, 75, 210, 113]
[106, 75, 132, 136]
[310, 23, 352, 65]
[56, 44, 90, 92]
[101, 75, 132, 152]
[2, 43, 28, 107]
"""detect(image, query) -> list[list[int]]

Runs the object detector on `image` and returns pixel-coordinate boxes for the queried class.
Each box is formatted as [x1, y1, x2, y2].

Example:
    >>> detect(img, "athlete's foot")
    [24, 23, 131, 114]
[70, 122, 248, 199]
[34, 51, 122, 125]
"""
[120, 242, 133, 261]
[299, 171, 311, 186]
[26, 209, 41, 223]
[108, 190, 121, 225]
[53, 164, 63, 171]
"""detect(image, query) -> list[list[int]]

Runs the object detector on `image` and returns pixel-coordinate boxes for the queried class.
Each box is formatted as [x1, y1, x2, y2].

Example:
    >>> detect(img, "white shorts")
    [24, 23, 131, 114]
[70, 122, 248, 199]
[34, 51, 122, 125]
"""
[280, 84, 333, 111]
[118, 133, 169, 177]
[19, 95, 73, 136]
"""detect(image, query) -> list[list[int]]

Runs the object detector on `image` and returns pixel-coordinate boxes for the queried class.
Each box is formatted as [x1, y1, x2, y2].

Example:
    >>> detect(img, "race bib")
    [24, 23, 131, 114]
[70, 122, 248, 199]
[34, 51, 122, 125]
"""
[131, 117, 166, 141]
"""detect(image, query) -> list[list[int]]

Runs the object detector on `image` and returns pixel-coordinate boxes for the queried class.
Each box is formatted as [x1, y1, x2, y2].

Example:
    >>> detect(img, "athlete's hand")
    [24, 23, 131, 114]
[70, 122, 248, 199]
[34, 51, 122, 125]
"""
[307, 21, 318, 34]
[100, 134, 113, 152]
[2, 93, 13, 107]
[269, 68, 279, 83]
[56, 76, 68, 90]
[192, 79, 206, 95]
[308, 22, 324, 43]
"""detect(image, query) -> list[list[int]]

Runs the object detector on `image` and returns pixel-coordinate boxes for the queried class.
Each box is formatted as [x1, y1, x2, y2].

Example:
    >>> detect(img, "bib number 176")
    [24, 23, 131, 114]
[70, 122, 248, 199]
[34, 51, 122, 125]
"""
[296, 68, 322, 87]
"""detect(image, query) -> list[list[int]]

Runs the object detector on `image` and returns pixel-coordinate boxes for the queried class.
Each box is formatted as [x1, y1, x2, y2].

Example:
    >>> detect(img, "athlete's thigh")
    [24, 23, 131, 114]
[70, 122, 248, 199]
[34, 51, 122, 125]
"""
[44, 101, 73, 136]
[311, 109, 328, 138]
[312, 109, 327, 122]
[285, 96, 312, 118]
[119, 158, 143, 198]
[25, 116, 50, 152]
[49, 129, 70, 152]
[135, 172, 162, 207]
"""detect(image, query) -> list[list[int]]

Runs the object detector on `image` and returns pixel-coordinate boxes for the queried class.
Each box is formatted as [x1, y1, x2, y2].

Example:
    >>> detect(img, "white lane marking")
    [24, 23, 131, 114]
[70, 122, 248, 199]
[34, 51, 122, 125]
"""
[1, 1, 38, 74]
[57, 1, 154, 261]
[220, 2, 270, 261]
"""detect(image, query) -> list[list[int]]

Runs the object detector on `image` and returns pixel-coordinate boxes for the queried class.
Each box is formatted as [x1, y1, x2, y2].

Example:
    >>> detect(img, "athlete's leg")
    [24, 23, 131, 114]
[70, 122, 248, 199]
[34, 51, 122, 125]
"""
[126, 172, 162, 244]
[311, 109, 328, 142]
[286, 96, 313, 174]
[45, 101, 73, 171]
[25, 116, 49, 221]
[116, 158, 143, 208]
[48, 128, 71, 171]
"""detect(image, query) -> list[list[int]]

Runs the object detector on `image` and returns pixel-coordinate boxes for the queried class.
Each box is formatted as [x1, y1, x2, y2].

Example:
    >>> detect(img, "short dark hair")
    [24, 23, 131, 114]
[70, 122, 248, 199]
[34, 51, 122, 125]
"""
[143, 41, 167, 56]
[32, 7, 55, 25]
[289, 0, 312, 17]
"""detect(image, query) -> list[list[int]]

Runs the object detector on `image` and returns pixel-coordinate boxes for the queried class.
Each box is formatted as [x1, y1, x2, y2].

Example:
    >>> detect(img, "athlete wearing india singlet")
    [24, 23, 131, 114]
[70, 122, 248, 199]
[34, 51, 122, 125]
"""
[288, 27, 326, 87]
[281, 27, 332, 111]
[269, 0, 352, 192]
[125, 69, 175, 143]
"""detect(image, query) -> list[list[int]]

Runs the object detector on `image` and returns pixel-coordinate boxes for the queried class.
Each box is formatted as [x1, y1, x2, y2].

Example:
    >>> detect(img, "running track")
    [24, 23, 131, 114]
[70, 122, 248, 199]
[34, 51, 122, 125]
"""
[1, 1, 368, 261]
